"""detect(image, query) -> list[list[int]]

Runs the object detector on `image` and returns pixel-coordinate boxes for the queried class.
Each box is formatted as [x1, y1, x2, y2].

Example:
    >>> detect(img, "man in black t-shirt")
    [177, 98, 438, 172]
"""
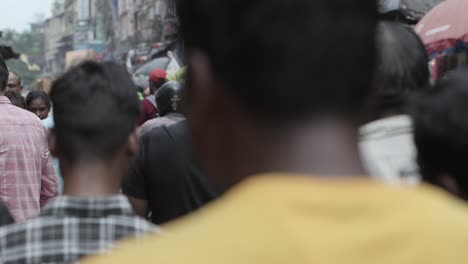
[122, 121, 218, 224]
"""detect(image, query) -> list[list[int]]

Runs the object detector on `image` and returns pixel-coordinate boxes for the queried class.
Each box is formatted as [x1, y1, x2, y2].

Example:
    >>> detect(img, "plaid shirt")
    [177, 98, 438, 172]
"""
[0, 195, 156, 264]
[0, 96, 58, 222]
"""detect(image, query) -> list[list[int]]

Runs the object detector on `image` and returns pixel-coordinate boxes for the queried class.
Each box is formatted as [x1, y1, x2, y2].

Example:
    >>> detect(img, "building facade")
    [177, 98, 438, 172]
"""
[38, 0, 177, 76]
[43, 12, 67, 75]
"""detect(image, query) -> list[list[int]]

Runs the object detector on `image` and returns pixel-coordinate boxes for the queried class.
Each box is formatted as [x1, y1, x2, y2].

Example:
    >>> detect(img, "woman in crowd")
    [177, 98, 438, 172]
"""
[25, 90, 63, 193]
[26, 90, 51, 121]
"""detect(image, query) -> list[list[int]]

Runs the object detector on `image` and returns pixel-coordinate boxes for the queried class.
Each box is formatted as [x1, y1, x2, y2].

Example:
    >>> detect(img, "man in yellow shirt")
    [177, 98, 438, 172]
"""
[86, 0, 468, 263]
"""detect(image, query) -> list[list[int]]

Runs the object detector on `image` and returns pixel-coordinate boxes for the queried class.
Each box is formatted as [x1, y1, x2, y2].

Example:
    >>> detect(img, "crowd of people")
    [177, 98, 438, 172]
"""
[1, 0, 468, 263]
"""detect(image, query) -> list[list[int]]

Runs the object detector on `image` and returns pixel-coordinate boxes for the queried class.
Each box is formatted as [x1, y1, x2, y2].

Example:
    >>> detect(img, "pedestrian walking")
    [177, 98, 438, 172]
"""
[139, 81, 185, 136]
[25, 90, 64, 193]
[137, 68, 167, 126]
[87, 1, 468, 263]
[123, 120, 218, 224]
[0, 61, 157, 264]
[0, 55, 58, 222]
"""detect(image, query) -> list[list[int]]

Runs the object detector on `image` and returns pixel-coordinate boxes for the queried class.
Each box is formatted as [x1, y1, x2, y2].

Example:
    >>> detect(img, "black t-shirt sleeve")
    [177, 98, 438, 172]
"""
[0, 203, 14, 226]
[122, 135, 148, 200]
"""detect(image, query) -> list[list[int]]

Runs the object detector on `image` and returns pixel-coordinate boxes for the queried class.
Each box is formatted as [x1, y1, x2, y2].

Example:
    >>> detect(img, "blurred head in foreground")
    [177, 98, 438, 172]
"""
[49, 61, 141, 194]
[82, 2, 468, 264]
[413, 69, 468, 201]
[374, 21, 430, 118]
[181, 0, 377, 190]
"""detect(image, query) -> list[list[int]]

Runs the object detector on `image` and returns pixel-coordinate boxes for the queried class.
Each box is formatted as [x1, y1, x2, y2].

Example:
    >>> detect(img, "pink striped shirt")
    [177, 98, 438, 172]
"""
[0, 96, 58, 222]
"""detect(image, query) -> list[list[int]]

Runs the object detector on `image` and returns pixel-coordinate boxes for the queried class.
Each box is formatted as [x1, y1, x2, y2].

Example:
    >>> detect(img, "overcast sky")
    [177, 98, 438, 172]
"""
[0, 0, 55, 32]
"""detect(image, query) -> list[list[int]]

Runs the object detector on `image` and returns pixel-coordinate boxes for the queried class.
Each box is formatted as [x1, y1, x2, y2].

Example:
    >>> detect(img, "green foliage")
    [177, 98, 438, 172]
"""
[3, 30, 43, 89]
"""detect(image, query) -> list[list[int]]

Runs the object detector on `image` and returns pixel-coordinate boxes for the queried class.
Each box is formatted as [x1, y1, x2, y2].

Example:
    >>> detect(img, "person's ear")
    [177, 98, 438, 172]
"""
[47, 128, 59, 158]
[126, 128, 139, 157]
[438, 174, 461, 198]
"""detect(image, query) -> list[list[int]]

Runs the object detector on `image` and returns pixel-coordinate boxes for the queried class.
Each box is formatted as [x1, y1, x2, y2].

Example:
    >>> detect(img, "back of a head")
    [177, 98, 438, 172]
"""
[376, 21, 430, 115]
[412, 69, 468, 198]
[178, 0, 377, 119]
[155, 81, 183, 116]
[50, 61, 141, 163]
[0, 55, 8, 92]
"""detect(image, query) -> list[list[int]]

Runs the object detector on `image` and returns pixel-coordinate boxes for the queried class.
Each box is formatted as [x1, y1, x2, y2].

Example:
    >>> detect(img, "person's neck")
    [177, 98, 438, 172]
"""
[62, 160, 124, 197]
[223, 117, 367, 188]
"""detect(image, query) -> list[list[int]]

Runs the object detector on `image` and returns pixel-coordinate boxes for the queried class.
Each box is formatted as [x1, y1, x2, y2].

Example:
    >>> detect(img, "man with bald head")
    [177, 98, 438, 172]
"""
[7, 72, 23, 94]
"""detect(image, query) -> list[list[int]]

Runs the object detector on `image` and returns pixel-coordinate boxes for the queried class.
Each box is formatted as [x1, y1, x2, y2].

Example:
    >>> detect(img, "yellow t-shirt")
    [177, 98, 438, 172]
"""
[87, 174, 468, 264]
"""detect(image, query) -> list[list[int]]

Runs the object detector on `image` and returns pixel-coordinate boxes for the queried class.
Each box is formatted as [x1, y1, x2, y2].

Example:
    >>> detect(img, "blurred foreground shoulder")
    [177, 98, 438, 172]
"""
[84, 178, 468, 264]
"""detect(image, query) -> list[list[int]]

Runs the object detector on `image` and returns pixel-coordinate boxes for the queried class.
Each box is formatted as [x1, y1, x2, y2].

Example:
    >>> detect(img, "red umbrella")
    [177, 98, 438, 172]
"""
[416, 0, 468, 57]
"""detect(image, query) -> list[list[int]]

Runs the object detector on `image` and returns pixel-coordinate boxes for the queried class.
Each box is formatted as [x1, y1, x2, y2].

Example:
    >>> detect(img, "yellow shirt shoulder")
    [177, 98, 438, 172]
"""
[86, 175, 468, 264]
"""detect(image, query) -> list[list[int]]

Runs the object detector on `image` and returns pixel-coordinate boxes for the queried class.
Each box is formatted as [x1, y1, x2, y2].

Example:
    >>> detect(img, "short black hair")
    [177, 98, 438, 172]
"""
[26, 90, 51, 110]
[178, 0, 377, 118]
[412, 69, 468, 196]
[50, 61, 141, 163]
[376, 22, 430, 114]
[0, 54, 9, 92]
